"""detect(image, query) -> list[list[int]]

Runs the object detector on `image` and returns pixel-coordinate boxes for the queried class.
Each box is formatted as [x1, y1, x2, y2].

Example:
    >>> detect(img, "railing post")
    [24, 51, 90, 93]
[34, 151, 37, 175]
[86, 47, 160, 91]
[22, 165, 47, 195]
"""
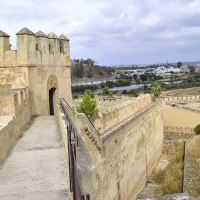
[86, 194, 90, 200]
[73, 144, 76, 160]
[67, 125, 72, 143]
[71, 143, 76, 200]
[77, 135, 79, 147]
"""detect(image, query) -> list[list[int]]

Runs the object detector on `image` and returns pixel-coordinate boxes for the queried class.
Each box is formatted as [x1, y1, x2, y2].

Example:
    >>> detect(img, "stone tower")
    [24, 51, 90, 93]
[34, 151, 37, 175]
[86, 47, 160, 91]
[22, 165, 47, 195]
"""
[0, 30, 11, 66]
[0, 27, 72, 115]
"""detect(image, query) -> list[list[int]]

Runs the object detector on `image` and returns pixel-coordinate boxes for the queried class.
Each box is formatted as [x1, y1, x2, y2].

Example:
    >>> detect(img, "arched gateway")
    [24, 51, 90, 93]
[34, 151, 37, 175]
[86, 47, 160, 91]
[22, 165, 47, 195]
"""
[47, 74, 58, 115]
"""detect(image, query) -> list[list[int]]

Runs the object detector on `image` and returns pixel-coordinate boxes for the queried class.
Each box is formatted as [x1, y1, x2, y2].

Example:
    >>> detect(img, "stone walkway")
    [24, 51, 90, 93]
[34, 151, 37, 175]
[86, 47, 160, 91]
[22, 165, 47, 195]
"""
[162, 105, 200, 127]
[0, 116, 70, 200]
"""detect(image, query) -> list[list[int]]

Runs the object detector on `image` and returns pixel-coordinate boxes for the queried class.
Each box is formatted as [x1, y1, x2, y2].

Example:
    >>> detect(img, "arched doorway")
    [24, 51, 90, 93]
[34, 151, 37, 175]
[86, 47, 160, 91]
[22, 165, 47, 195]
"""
[47, 74, 58, 116]
[49, 88, 56, 115]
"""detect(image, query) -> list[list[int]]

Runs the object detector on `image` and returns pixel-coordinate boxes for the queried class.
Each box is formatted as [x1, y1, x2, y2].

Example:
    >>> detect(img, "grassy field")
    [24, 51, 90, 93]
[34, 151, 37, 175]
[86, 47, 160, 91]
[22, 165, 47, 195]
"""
[149, 140, 185, 196]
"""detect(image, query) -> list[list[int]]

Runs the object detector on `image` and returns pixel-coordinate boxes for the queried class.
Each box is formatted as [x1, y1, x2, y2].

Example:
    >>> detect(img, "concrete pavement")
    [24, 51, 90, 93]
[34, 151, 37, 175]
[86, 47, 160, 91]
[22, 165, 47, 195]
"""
[0, 116, 70, 200]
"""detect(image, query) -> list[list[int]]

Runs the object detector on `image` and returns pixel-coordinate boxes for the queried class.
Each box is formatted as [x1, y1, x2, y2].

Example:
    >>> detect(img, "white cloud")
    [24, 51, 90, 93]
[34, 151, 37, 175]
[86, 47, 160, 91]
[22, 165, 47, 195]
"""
[0, 0, 200, 64]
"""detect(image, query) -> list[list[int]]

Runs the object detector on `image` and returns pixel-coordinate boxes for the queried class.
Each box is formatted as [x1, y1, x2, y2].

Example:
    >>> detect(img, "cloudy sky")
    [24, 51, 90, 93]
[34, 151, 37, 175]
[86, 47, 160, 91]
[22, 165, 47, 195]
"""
[0, 0, 200, 65]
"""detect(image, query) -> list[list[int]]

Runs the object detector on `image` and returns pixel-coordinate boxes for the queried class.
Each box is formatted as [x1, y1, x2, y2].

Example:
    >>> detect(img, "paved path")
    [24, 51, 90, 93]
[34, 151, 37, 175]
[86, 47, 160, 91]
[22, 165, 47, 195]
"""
[0, 116, 70, 200]
[162, 105, 200, 127]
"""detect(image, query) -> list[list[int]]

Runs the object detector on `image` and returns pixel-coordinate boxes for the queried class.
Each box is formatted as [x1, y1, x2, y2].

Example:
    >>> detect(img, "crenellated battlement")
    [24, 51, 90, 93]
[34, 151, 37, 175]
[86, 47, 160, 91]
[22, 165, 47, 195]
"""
[161, 95, 200, 105]
[0, 27, 70, 67]
[96, 94, 152, 113]
[93, 94, 153, 134]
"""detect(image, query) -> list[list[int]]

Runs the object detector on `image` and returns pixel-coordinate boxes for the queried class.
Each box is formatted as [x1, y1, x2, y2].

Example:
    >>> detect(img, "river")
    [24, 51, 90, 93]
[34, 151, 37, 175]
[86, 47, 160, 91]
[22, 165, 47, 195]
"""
[72, 84, 149, 96]
[72, 81, 182, 96]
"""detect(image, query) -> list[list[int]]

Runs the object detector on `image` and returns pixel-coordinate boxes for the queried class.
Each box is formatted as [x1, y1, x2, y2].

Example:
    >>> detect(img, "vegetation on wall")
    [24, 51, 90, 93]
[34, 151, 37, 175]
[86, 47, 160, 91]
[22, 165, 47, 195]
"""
[76, 89, 99, 116]
[151, 82, 162, 97]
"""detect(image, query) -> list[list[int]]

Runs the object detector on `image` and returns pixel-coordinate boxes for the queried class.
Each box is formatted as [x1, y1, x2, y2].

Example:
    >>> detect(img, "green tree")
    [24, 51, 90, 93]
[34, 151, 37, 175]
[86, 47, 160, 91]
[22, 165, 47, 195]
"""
[133, 74, 137, 80]
[73, 63, 84, 78]
[140, 74, 148, 82]
[76, 89, 99, 116]
[136, 78, 141, 84]
[151, 82, 162, 97]
[188, 65, 195, 73]
[102, 86, 110, 95]
[177, 62, 182, 68]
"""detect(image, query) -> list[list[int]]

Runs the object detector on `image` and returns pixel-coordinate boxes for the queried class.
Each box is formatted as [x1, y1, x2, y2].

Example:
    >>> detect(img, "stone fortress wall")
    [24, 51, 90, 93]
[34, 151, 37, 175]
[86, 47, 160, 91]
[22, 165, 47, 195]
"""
[162, 95, 200, 105]
[0, 88, 31, 164]
[72, 95, 163, 200]
[94, 94, 153, 135]
[0, 28, 72, 164]
[0, 27, 164, 199]
[0, 28, 72, 115]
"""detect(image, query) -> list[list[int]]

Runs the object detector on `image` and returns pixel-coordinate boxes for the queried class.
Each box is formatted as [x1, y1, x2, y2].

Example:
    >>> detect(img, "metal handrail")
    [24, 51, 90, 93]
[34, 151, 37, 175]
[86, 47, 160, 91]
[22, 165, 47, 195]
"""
[60, 99, 90, 200]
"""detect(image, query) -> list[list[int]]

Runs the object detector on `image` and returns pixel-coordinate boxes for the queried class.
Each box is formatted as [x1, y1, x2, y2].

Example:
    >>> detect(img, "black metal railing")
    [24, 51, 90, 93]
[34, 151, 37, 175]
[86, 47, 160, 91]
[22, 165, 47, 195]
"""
[60, 99, 90, 200]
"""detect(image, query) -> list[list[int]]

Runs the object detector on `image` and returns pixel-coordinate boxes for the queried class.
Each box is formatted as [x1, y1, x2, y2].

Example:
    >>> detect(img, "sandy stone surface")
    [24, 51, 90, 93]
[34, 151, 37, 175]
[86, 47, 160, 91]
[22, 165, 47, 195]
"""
[162, 105, 200, 127]
[160, 87, 200, 97]
[184, 102, 200, 109]
[139, 192, 195, 200]
[0, 116, 69, 200]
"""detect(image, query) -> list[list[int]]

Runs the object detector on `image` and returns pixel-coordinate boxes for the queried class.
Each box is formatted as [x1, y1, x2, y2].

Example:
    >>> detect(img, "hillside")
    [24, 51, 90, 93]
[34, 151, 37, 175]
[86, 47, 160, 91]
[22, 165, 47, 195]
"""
[70, 59, 115, 82]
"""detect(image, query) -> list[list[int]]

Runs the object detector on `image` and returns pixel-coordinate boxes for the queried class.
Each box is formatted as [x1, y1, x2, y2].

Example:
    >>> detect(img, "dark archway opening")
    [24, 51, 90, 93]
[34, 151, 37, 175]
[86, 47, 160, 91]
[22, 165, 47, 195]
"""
[49, 88, 56, 115]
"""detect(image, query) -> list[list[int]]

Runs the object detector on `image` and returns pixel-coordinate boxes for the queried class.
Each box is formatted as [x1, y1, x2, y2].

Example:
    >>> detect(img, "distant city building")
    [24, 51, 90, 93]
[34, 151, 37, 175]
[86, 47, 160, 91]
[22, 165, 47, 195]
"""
[154, 66, 180, 74]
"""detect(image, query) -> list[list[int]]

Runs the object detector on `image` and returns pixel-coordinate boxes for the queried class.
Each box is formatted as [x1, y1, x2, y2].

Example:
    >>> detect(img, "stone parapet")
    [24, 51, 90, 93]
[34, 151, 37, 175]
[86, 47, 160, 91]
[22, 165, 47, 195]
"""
[161, 95, 200, 105]
[94, 94, 152, 134]
[0, 89, 31, 164]
[174, 103, 200, 114]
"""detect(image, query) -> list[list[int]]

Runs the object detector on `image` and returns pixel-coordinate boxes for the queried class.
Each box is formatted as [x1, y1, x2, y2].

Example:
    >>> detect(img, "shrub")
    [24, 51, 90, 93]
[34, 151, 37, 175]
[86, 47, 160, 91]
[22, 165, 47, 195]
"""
[116, 79, 130, 86]
[129, 94, 136, 97]
[121, 90, 127, 94]
[195, 124, 200, 134]
[73, 95, 79, 99]
[112, 90, 118, 94]
[127, 89, 138, 97]
[76, 89, 99, 116]
[72, 84, 98, 92]
[102, 86, 110, 95]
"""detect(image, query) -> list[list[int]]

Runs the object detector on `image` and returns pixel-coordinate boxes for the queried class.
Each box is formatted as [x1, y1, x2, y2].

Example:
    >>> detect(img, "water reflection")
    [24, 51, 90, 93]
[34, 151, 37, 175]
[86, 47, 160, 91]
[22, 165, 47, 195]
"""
[72, 81, 182, 96]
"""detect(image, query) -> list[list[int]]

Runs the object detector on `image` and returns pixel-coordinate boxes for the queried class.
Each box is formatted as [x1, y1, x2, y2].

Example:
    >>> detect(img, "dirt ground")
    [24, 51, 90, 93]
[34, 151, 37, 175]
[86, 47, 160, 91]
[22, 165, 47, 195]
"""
[162, 105, 200, 127]
[184, 135, 200, 199]
[160, 87, 200, 97]
[138, 140, 184, 199]
[184, 102, 200, 109]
